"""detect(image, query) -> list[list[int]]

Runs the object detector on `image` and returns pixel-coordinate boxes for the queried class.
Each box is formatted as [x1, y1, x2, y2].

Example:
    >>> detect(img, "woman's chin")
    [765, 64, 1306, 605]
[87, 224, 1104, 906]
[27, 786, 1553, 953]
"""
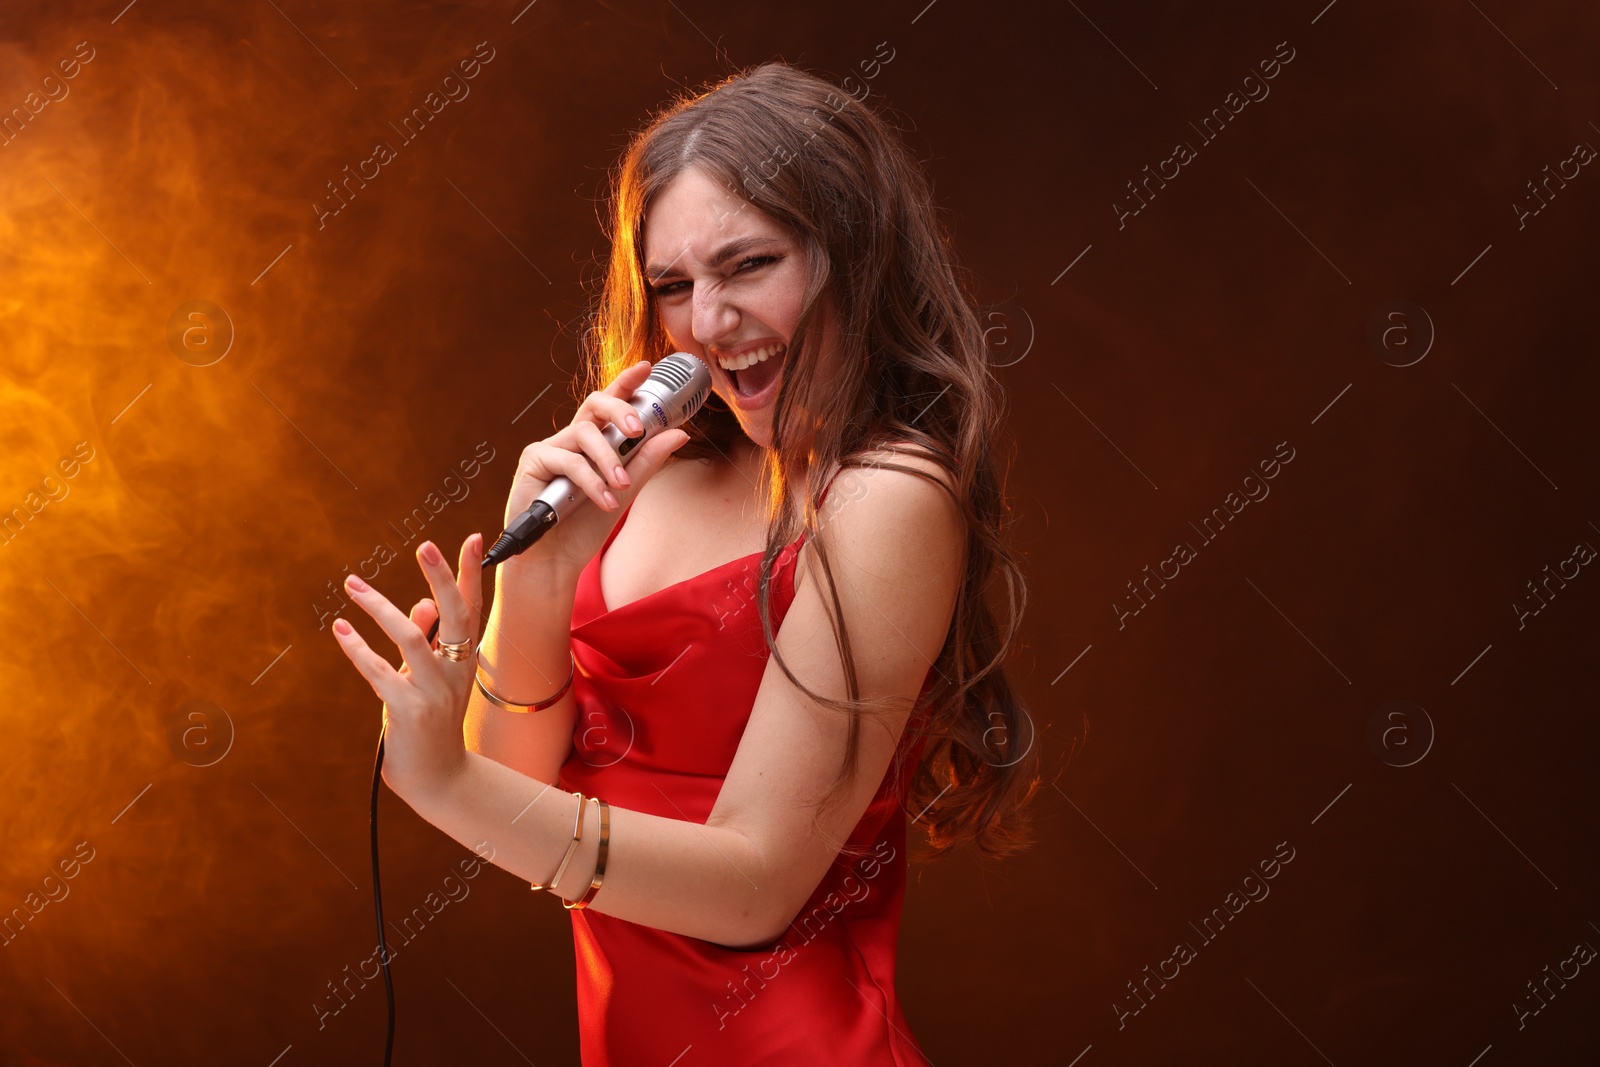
[738, 421, 773, 451]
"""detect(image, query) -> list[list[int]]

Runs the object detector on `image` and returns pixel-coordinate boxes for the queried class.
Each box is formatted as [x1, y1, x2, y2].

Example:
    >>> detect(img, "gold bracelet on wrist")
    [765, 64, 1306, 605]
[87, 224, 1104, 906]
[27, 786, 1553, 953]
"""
[531, 791, 586, 893]
[476, 650, 576, 713]
[564, 798, 610, 911]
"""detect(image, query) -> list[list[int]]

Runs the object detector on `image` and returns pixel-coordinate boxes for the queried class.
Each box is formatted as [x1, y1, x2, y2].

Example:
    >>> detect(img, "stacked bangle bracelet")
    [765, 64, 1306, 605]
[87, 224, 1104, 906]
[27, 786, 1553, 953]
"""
[530, 791, 611, 911]
[565, 797, 610, 911]
[531, 790, 587, 893]
[476, 650, 576, 713]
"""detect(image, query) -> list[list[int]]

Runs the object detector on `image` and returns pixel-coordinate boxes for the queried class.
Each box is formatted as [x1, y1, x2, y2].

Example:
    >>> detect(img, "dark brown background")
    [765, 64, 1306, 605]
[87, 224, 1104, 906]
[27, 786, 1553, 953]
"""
[2, 0, 1596, 1063]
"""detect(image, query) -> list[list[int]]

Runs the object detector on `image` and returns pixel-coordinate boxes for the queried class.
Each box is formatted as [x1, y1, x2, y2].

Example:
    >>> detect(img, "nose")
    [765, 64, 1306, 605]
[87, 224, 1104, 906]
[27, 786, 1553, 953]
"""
[691, 275, 739, 353]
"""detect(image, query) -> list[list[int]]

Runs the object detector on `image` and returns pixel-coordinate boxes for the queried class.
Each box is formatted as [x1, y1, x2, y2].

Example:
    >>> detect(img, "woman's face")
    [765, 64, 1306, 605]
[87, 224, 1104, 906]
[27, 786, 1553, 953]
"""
[641, 165, 833, 451]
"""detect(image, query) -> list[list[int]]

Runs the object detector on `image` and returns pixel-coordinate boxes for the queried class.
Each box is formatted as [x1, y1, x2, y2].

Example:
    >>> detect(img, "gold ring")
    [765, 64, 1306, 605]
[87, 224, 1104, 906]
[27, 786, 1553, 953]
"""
[435, 638, 475, 662]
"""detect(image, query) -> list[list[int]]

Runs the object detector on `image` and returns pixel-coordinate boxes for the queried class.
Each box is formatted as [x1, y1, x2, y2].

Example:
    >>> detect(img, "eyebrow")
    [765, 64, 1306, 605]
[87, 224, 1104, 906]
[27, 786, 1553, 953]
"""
[644, 235, 779, 282]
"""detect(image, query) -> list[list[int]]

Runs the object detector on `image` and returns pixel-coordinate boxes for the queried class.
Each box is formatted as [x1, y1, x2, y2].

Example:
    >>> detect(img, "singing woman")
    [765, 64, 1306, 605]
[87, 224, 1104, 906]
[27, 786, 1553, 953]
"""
[332, 59, 1041, 1065]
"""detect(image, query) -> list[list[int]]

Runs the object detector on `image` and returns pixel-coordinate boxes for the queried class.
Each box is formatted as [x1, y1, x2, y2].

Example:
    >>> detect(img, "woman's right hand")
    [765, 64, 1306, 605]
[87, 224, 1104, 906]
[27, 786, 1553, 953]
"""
[497, 360, 691, 580]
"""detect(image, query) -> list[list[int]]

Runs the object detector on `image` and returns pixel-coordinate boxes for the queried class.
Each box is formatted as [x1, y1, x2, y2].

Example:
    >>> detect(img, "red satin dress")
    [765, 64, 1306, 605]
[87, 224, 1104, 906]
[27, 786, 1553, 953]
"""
[558, 487, 935, 1066]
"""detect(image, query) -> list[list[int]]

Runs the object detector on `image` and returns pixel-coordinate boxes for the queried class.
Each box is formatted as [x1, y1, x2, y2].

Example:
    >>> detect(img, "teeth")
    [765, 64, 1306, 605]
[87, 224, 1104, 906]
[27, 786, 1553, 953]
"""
[716, 344, 784, 372]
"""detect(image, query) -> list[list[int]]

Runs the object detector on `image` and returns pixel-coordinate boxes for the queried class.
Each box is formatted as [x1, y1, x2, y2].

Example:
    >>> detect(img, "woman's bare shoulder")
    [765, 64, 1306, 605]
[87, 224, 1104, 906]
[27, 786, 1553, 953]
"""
[840, 440, 959, 499]
[800, 443, 966, 637]
[816, 442, 964, 561]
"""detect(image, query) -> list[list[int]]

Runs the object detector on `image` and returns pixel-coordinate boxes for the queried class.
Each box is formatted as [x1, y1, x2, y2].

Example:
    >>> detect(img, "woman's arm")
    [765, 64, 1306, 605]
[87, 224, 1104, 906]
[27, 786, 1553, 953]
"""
[461, 556, 583, 785]
[457, 359, 686, 784]
[403, 457, 965, 949]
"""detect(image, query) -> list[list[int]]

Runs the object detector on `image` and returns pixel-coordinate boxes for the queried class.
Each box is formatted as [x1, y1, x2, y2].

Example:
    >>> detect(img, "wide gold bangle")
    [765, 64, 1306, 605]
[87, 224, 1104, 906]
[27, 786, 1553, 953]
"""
[476, 651, 575, 713]
[564, 798, 610, 911]
[530, 791, 586, 893]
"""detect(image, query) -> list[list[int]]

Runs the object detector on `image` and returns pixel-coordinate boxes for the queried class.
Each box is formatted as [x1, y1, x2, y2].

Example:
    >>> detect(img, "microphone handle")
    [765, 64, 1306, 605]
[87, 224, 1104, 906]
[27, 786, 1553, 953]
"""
[483, 392, 672, 567]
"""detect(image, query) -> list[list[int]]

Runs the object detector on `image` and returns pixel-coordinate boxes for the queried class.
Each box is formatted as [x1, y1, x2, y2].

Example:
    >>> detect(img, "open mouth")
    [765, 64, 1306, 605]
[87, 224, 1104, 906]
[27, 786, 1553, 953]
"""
[726, 345, 786, 401]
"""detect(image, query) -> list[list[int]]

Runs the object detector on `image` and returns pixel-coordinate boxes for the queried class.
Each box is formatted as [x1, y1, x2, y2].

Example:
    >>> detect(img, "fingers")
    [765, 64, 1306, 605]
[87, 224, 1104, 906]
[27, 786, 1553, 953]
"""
[587, 367, 649, 433]
[331, 537, 482, 703]
[604, 359, 654, 398]
[416, 534, 484, 647]
[577, 365, 648, 456]
[393, 598, 438, 679]
[530, 438, 619, 511]
[457, 534, 485, 632]
[331, 616, 406, 705]
[512, 360, 660, 517]
[613, 428, 691, 508]
[341, 572, 435, 674]
[408, 598, 439, 659]
[571, 421, 630, 501]
[409, 597, 438, 633]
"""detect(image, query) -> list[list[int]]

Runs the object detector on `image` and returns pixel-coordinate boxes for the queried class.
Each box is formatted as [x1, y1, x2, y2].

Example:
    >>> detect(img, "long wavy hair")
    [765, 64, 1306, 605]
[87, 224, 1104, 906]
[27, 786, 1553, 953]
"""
[576, 60, 1044, 863]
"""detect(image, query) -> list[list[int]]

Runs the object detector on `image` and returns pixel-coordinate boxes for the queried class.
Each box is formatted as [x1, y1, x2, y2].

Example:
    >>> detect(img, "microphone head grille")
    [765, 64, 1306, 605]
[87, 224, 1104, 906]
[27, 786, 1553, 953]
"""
[649, 355, 693, 392]
[645, 353, 713, 426]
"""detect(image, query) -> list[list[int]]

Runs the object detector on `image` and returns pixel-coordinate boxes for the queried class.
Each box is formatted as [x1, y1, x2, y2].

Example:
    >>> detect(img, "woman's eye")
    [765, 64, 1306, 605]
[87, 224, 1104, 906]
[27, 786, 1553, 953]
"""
[649, 255, 777, 296]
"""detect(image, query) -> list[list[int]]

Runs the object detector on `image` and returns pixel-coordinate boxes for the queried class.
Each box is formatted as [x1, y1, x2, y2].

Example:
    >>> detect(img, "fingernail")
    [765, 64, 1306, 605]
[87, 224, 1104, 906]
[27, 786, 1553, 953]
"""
[627, 414, 642, 433]
[421, 542, 444, 565]
[346, 575, 369, 592]
[334, 618, 352, 635]
[603, 490, 619, 509]
[614, 465, 630, 487]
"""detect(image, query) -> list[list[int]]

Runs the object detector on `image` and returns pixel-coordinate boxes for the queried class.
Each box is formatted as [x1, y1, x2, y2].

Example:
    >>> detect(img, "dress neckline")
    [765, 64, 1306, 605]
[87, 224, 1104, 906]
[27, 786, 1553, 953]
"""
[594, 461, 852, 617]
[596, 500, 804, 616]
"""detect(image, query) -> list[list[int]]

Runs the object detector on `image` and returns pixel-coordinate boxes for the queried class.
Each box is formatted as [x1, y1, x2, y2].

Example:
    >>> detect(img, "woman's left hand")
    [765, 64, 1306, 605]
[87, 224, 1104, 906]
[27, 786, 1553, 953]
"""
[331, 533, 486, 803]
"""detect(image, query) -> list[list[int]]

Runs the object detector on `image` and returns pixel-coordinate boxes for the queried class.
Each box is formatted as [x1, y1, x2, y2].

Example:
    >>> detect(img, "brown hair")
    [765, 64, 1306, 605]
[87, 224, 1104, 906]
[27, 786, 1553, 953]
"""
[577, 60, 1045, 862]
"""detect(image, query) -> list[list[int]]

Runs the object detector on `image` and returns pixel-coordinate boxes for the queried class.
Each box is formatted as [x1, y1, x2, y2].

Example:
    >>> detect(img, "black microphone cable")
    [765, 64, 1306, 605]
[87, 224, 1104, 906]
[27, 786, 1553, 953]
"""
[370, 719, 395, 1067]
[370, 560, 492, 1067]
[367, 352, 706, 1058]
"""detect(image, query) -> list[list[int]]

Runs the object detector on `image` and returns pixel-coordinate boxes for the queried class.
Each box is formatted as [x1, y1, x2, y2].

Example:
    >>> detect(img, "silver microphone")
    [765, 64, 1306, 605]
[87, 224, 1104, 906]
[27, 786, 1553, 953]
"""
[482, 352, 712, 567]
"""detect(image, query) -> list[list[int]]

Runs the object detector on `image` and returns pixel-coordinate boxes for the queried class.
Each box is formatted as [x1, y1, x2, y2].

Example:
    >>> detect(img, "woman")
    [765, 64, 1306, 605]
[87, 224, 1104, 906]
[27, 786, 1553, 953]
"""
[332, 60, 1041, 1064]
